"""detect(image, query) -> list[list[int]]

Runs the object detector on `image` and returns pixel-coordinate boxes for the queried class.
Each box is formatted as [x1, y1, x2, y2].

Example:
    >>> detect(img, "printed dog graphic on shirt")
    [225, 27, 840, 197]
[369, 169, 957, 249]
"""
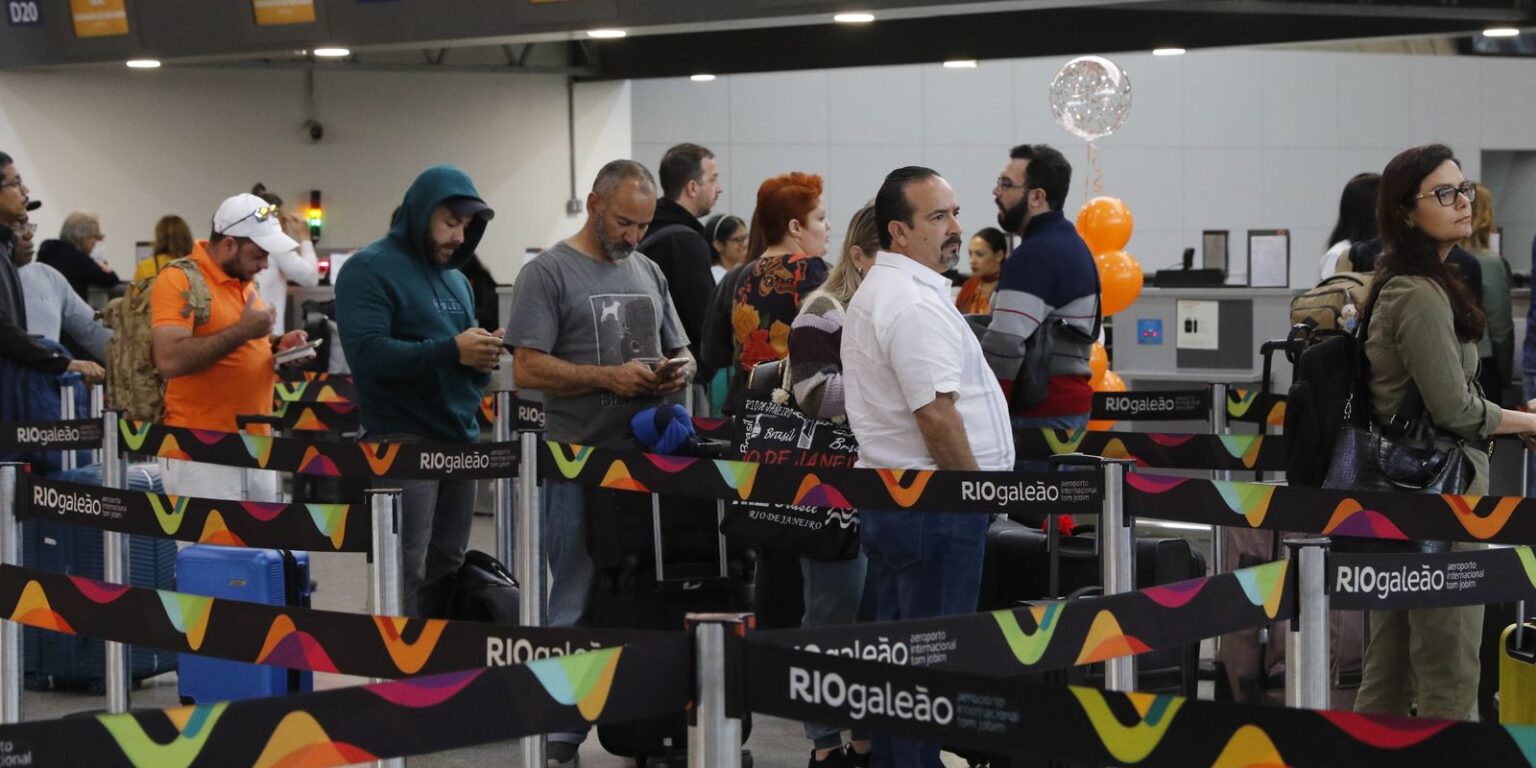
[590, 294, 661, 365]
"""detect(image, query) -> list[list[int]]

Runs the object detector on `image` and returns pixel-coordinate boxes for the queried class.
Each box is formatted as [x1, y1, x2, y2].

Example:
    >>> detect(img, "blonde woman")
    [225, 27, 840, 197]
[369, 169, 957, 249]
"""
[1460, 183, 1514, 403]
[785, 203, 878, 768]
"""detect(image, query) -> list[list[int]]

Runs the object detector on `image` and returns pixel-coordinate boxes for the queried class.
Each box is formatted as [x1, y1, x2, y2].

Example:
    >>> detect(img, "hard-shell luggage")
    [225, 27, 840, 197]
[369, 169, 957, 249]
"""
[176, 545, 313, 703]
[1500, 603, 1536, 724]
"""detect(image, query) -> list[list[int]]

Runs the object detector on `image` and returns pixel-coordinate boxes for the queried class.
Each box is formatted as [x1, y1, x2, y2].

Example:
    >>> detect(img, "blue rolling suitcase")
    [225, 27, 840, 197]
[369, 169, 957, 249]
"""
[176, 545, 313, 703]
[23, 463, 175, 693]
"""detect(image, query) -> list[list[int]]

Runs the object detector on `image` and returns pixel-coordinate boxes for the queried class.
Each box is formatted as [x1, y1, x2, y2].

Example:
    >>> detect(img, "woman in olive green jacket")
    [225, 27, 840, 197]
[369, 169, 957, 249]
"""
[1355, 144, 1536, 720]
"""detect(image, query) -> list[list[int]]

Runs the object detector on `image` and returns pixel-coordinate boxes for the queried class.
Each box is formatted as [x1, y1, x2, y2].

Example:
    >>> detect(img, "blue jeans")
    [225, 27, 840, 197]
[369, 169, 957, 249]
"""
[861, 510, 988, 768]
[802, 552, 869, 749]
[1013, 413, 1090, 473]
[395, 477, 478, 617]
[544, 479, 595, 746]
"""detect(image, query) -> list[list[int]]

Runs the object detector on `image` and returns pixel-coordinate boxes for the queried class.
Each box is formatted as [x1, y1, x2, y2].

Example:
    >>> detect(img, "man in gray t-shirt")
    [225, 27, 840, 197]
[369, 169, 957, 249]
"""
[509, 159, 693, 766]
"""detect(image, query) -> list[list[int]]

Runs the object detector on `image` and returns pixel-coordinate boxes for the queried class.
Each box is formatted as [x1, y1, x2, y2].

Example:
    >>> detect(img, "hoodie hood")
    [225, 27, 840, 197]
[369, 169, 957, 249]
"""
[388, 164, 490, 271]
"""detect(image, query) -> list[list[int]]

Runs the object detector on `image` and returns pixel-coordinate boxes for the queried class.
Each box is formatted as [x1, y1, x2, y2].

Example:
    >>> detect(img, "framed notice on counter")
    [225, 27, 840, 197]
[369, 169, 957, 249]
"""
[1246, 229, 1290, 288]
[1202, 230, 1228, 272]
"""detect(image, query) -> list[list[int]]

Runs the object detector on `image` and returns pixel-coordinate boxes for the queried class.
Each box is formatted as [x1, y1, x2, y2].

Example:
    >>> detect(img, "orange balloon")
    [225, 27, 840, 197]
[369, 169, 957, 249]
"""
[1097, 369, 1126, 392]
[1089, 343, 1108, 385]
[1076, 197, 1134, 255]
[1095, 250, 1144, 317]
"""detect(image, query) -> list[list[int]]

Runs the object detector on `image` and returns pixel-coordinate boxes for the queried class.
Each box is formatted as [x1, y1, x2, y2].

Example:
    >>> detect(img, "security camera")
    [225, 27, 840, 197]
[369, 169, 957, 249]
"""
[302, 120, 324, 143]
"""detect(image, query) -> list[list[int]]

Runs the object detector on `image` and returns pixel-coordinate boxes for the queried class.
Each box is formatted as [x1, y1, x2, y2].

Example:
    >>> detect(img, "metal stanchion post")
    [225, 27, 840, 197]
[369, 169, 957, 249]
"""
[689, 614, 746, 768]
[517, 428, 545, 768]
[101, 410, 130, 713]
[0, 463, 24, 723]
[367, 488, 405, 768]
[1285, 537, 1331, 709]
[1101, 459, 1136, 692]
[89, 385, 103, 465]
[494, 391, 514, 568]
[59, 378, 77, 473]
[1523, 444, 1531, 498]
[1209, 383, 1229, 575]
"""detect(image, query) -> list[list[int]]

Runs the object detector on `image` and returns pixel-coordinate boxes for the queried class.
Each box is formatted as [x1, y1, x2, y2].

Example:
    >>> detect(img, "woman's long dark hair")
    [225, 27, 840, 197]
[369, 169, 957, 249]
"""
[1327, 172, 1380, 247]
[1365, 144, 1484, 342]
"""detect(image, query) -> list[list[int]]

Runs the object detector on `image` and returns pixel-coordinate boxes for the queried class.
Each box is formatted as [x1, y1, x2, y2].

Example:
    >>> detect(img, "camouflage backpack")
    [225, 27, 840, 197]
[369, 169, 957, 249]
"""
[101, 259, 211, 423]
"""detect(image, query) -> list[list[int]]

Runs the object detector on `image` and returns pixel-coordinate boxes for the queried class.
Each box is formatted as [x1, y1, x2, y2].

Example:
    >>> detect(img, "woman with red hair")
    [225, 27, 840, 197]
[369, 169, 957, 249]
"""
[731, 172, 830, 390]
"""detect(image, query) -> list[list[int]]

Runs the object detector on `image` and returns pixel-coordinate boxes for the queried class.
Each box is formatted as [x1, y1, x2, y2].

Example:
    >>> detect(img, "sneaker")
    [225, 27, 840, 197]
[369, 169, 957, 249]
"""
[547, 742, 579, 768]
[847, 745, 872, 768]
[807, 746, 855, 767]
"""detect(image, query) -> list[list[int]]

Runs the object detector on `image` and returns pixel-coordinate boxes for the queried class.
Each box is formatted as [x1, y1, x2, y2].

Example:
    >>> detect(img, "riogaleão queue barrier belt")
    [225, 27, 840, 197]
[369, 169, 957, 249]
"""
[0, 633, 690, 768]
[753, 560, 1294, 677]
[1125, 472, 1536, 548]
[739, 638, 1536, 766]
[0, 563, 665, 679]
[1014, 428, 1289, 472]
[1330, 546, 1536, 612]
[0, 418, 105, 453]
[539, 441, 1105, 515]
[20, 475, 372, 552]
[118, 420, 519, 480]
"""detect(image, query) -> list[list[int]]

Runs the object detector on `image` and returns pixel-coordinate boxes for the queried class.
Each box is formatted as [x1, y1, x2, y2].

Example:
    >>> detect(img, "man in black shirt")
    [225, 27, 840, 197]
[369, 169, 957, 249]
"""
[641, 143, 723, 386]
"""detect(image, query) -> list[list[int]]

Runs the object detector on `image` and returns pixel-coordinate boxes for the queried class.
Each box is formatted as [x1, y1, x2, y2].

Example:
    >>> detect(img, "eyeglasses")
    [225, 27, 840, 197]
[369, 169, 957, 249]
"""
[726, 234, 749, 245]
[995, 176, 1026, 191]
[0, 176, 22, 190]
[1412, 182, 1476, 207]
[217, 204, 279, 234]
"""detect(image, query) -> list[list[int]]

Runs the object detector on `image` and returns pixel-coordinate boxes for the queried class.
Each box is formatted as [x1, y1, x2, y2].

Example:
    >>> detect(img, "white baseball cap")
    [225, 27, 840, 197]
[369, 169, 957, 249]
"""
[212, 193, 299, 255]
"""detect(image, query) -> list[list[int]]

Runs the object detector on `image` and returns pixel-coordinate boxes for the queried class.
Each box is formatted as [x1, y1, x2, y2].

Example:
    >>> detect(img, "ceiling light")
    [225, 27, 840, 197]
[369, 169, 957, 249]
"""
[586, 28, 627, 39]
[312, 47, 351, 58]
[943, 59, 978, 69]
[125, 59, 161, 69]
[1152, 47, 1186, 56]
[1484, 27, 1521, 37]
[690, 74, 716, 82]
[833, 12, 875, 23]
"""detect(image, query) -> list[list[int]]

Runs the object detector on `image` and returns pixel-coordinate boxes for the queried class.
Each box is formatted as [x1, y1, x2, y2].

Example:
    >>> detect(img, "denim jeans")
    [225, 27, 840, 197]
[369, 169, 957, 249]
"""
[392, 477, 478, 617]
[545, 478, 595, 747]
[1012, 413, 1090, 473]
[801, 552, 869, 749]
[861, 509, 988, 768]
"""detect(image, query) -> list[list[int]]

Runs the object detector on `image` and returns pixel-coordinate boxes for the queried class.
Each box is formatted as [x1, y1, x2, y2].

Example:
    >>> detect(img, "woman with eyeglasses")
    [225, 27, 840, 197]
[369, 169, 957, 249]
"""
[704, 214, 748, 283]
[1352, 144, 1536, 719]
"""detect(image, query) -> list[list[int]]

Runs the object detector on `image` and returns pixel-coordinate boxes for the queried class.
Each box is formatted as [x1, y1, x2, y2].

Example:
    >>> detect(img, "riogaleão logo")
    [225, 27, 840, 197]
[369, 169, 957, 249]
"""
[148, 494, 189, 535]
[529, 647, 623, 721]
[550, 442, 596, 479]
[1043, 427, 1087, 455]
[118, 420, 154, 452]
[361, 442, 402, 476]
[1446, 495, 1521, 541]
[373, 617, 449, 676]
[876, 469, 933, 508]
[992, 603, 1062, 666]
[1070, 688, 1183, 764]
[97, 702, 228, 768]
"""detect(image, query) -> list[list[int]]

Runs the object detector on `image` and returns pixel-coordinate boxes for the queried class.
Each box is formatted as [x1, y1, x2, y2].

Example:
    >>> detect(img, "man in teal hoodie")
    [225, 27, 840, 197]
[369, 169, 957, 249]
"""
[336, 164, 505, 616]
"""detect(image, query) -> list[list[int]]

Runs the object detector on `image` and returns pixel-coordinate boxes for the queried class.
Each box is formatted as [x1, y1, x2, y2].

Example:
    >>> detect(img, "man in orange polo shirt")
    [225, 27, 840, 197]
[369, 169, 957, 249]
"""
[150, 193, 312, 500]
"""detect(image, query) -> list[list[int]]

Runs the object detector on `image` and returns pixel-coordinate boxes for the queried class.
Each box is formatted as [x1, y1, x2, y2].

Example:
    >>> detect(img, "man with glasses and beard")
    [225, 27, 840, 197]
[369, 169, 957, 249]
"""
[151, 193, 313, 500]
[842, 167, 1014, 768]
[508, 159, 691, 768]
[981, 144, 1101, 449]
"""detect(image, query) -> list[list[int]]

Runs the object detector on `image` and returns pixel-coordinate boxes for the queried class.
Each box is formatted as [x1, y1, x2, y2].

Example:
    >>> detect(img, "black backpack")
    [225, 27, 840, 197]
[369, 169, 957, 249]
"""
[442, 550, 520, 624]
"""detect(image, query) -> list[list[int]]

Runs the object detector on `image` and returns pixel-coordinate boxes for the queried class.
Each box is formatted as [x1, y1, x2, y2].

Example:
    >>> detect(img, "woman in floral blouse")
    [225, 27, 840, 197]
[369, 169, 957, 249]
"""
[731, 172, 830, 385]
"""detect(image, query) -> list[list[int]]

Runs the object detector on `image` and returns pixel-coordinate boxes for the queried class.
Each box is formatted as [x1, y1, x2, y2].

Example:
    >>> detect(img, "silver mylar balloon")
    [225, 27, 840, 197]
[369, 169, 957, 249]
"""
[1049, 56, 1132, 142]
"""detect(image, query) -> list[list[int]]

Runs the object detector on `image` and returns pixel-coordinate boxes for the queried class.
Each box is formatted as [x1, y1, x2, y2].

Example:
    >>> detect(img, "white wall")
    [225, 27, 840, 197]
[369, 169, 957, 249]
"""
[0, 67, 632, 282]
[634, 48, 1536, 287]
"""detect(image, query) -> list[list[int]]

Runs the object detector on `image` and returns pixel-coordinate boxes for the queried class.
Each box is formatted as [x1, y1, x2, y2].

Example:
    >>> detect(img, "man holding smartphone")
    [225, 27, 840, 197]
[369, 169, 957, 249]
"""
[336, 165, 503, 617]
[509, 159, 691, 767]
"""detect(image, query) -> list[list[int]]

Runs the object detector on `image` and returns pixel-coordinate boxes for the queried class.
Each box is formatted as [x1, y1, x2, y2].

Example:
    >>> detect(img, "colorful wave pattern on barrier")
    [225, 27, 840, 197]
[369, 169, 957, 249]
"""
[542, 441, 1102, 516]
[1226, 388, 1286, 427]
[1017, 428, 1287, 472]
[0, 563, 661, 682]
[1125, 472, 1536, 547]
[0, 635, 690, 768]
[117, 420, 518, 479]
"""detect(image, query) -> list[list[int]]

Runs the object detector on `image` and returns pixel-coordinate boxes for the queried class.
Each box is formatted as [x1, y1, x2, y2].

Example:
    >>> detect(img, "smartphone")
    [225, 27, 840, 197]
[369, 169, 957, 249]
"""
[653, 356, 690, 376]
[274, 338, 324, 366]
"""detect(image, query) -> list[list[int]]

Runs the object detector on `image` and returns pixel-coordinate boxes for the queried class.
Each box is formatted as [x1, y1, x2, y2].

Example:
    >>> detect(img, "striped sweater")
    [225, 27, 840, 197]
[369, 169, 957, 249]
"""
[980, 210, 1100, 417]
[786, 292, 847, 420]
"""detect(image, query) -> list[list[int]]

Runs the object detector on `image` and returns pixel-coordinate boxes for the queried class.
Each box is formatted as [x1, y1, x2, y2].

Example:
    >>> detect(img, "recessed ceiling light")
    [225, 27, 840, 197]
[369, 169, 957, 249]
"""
[833, 12, 875, 24]
[943, 59, 978, 69]
[586, 28, 627, 39]
[312, 47, 351, 58]
[1152, 47, 1186, 56]
[1484, 27, 1521, 37]
[690, 74, 716, 82]
[125, 59, 161, 69]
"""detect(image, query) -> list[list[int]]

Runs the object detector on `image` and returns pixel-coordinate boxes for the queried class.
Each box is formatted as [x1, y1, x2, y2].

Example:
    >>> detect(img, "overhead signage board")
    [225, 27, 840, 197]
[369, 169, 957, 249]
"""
[70, 0, 128, 37]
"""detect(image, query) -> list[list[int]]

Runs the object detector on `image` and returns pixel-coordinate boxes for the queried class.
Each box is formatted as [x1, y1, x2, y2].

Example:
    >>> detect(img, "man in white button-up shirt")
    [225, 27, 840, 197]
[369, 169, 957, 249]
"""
[842, 166, 1015, 768]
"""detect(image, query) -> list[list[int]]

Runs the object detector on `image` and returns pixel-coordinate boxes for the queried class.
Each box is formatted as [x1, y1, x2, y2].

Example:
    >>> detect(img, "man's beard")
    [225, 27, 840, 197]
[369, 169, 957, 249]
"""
[997, 197, 1029, 235]
[938, 235, 963, 271]
[597, 232, 632, 262]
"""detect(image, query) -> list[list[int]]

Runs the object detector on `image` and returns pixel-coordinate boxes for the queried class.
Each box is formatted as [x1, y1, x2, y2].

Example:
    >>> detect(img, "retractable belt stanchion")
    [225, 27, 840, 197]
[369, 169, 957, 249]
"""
[367, 487, 406, 768]
[1209, 383, 1229, 576]
[689, 613, 748, 768]
[58, 376, 77, 473]
[517, 426, 545, 768]
[0, 463, 23, 723]
[100, 410, 130, 713]
[89, 384, 103, 465]
[1101, 459, 1137, 692]
[1285, 537, 1331, 709]
[493, 391, 514, 568]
